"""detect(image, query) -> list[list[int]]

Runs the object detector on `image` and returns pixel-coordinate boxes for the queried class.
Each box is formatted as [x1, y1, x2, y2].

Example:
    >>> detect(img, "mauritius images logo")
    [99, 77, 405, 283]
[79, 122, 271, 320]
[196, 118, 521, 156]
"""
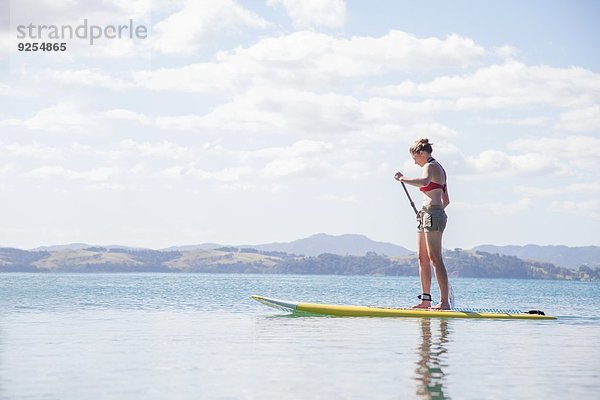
[16, 19, 148, 46]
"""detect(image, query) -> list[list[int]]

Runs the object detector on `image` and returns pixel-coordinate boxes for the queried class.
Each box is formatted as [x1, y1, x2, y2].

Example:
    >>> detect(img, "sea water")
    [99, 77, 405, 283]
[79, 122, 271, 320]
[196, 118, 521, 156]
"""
[1, 273, 599, 399]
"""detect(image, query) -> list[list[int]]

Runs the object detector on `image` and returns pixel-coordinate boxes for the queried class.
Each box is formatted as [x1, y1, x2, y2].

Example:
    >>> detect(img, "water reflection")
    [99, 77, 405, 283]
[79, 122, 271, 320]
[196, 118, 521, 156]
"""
[0, 324, 5, 399]
[414, 319, 451, 399]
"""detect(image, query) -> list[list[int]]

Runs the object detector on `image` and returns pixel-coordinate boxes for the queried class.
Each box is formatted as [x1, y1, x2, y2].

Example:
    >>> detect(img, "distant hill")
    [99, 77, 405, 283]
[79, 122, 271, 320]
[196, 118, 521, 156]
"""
[76, 234, 413, 256]
[243, 233, 414, 257]
[4, 235, 598, 279]
[473, 244, 600, 269]
[31, 243, 150, 252]
[31, 243, 92, 251]
[18, 237, 599, 269]
[1, 246, 598, 280]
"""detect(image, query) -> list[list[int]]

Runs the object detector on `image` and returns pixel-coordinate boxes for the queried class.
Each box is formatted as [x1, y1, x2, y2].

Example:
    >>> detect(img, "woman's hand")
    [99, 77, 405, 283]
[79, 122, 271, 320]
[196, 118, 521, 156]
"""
[394, 171, 404, 181]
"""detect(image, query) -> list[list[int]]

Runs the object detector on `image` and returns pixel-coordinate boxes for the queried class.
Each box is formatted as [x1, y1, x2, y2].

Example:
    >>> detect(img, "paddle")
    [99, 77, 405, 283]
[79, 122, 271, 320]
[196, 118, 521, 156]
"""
[400, 180, 419, 216]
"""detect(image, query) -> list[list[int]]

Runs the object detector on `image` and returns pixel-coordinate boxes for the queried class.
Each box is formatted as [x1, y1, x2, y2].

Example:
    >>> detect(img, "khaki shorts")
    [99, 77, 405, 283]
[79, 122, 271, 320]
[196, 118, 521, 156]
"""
[417, 205, 447, 233]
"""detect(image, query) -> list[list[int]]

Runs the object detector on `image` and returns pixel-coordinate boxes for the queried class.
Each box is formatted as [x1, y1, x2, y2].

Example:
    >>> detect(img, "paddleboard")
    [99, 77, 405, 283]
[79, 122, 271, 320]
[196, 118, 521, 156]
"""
[252, 295, 556, 320]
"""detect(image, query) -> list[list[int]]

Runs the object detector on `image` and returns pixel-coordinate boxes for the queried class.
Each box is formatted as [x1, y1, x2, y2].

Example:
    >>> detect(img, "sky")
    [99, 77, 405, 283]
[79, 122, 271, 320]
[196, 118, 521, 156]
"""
[0, 0, 599, 250]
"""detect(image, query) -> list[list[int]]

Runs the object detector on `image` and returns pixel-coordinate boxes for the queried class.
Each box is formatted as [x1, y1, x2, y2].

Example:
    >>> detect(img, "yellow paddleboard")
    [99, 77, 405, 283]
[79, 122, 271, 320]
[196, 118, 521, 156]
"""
[252, 295, 556, 320]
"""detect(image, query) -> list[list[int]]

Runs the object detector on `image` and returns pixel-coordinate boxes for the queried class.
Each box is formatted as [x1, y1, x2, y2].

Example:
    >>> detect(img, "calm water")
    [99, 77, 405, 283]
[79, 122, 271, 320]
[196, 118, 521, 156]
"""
[1, 273, 599, 399]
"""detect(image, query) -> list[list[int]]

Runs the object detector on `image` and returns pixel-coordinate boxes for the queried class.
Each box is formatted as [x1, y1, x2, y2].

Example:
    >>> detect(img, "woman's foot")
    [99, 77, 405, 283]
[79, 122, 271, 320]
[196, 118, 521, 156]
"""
[412, 293, 432, 309]
[412, 300, 431, 309]
[431, 301, 451, 310]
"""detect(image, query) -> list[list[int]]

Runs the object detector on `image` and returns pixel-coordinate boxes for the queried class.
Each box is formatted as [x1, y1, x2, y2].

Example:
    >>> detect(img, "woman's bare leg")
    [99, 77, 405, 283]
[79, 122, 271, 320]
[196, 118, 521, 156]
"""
[425, 231, 450, 310]
[413, 232, 432, 309]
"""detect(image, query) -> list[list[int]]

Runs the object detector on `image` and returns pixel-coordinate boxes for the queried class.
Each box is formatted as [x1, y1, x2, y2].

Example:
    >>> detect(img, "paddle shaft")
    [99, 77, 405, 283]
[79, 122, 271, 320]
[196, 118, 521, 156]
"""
[401, 181, 419, 215]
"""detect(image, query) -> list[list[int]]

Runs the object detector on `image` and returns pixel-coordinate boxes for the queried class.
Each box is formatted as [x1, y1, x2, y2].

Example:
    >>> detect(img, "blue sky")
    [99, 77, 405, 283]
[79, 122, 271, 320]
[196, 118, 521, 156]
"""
[1, 0, 599, 250]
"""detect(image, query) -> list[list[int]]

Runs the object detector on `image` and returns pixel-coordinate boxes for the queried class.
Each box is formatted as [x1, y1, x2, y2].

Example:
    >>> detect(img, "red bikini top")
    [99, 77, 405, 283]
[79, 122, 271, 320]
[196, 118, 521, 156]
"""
[420, 157, 447, 193]
[420, 181, 446, 193]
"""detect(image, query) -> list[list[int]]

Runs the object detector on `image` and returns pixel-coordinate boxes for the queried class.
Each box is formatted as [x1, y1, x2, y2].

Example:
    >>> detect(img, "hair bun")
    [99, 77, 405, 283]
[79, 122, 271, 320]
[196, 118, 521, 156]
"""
[409, 138, 434, 155]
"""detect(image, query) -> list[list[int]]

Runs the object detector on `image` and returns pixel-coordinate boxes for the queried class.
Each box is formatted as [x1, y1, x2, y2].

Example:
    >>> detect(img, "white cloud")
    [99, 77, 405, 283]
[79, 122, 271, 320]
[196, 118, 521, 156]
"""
[103, 140, 194, 161]
[185, 165, 254, 182]
[508, 135, 600, 162]
[360, 97, 450, 120]
[151, 0, 270, 55]
[70, 143, 95, 155]
[562, 182, 600, 194]
[248, 140, 334, 160]
[0, 103, 92, 132]
[154, 114, 207, 130]
[260, 157, 331, 179]
[108, 0, 158, 16]
[50, 30, 484, 93]
[26, 166, 120, 182]
[0, 142, 63, 160]
[213, 30, 484, 82]
[0, 32, 11, 61]
[1, 105, 152, 133]
[516, 182, 600, 198]
[0, 164, 15, 177]
[135, 138, 372, 183]
[133, 62, 239, 92]
[221, 139, 338, 180]
[454, 198, 533, 216]
[249, 141, 383, 181]
[555, 105, 600, 132]
[463, 150, 566, 177]
[157, 87, 361, 134]
[459, 135, 599, 179]
[82, 182, 129, 192]
[494, 45, 519, 58]
[322, 194, 356, 203]
[550, 200, 600, 219]
[268, 0, 347, 29]
[157, 165, 186, 179]
[1, 139, 200, 182]
[102, 109, 152, 124]
[477, 116, 549, 127]
[489, 198, 532, 215]
[215, 182, 284, 193]
[10, 0, 138, 23]
[0, 82, 12, 96]
[376, 61, 600, 109]
[411, 122, 461, 139]
[155, 87, 454, 137]
[41, 69, 134, 90]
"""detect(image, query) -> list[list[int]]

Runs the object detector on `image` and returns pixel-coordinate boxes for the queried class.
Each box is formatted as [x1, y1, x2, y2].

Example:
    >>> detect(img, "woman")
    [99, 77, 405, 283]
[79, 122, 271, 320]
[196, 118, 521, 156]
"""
[394, 138, 451, 310]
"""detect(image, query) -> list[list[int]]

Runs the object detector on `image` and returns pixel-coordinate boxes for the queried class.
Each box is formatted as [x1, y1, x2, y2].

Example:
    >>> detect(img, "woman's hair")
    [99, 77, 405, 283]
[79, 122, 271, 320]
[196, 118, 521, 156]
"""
[409, 138, 433, 155]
